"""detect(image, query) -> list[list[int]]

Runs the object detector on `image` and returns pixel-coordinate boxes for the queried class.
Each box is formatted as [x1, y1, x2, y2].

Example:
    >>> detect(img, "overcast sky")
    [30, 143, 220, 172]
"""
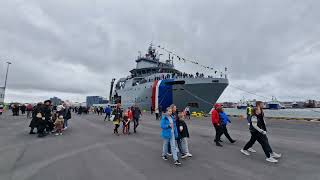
[0, 0, 319, 103]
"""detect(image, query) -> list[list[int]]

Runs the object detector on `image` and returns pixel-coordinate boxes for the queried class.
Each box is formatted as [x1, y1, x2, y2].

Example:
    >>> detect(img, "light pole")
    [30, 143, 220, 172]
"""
[4, 62, 12, 89]
[2, 61, 12, 103]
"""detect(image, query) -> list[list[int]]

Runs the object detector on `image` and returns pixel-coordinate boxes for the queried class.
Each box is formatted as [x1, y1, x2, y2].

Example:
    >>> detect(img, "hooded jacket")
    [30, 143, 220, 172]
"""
[219, 112, 231, 125]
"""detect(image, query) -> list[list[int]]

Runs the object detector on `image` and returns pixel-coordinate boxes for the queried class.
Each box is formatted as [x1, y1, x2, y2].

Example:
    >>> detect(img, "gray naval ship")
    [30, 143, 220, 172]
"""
[110, 45, 229, 112]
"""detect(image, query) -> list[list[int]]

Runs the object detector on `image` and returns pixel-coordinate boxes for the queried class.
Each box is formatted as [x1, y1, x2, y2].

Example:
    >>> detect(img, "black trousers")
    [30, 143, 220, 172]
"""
[133, 118, 139, 132]
[37, 121, 46, 137]
[221, 125, 234, 142]
[214, 124, 223, 142]
[104, 113, 110, 120]
[114, 124, 120, 134]
[244, 132, 273, 158]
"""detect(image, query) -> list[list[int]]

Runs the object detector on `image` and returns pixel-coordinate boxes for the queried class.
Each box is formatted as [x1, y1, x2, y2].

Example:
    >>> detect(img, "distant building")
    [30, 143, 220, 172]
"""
[0, 87, 5, 103]
[281, 102, 294, 109]
[304, 100, 316, 108]
[221, 102, 236, 108]
[86, 96, 108, 107]
[50, 97, 63, 106]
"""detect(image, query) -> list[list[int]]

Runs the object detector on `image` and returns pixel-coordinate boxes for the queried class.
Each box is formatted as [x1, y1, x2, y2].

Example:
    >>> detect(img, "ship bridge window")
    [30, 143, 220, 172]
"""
[212, 80, 219, 83]
[188, 102, 199, 108]
[165, 81, 185, 85]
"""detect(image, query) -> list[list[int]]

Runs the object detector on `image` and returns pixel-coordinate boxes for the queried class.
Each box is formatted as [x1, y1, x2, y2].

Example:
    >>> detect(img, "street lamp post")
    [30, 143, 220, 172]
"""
[4, 62, 12, 89]
[2, 62, 12, 103]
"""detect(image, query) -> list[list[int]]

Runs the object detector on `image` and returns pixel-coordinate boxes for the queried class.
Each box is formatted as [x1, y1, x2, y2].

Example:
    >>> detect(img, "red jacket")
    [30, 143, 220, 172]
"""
[211, 109, 220, 126]
[128, 110, 133, 121]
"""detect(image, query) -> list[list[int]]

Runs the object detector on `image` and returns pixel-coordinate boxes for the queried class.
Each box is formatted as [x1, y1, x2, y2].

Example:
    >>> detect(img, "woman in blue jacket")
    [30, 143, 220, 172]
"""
[160, 107, 181, 165]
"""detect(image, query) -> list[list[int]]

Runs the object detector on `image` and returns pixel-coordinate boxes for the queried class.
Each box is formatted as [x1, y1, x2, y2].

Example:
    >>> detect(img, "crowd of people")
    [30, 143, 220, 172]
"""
[28, 100, 72, 137]
[2, 98, 282, 166]
[111, 103, 142, 135]
[158, 101, 282, 166]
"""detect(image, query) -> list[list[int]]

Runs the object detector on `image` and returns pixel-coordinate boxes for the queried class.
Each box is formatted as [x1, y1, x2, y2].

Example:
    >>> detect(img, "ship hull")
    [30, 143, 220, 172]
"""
[114, 77, 228, 113]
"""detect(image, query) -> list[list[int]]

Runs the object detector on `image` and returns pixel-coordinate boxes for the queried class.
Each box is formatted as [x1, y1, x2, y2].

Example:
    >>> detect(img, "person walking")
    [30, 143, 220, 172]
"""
[0, 104, 3, 115]
[171, 104, 184, 156]
[43, 100, 53, 134]
[219, 108, 236, 144]
[20, 104, 26, 115]
[184, 106, 191, 120]
[104, 105, 112, 121]
[132, 105, 142, 133]
[160, 107, 181, 165]
[246, 104, 254, 125]
[178, 113, 192, 159]
[211, 104, 223, 147]
[61, 103, 71, 130]
[34, 103, 46, 137]
[29, 103, 41, 134]
[155, 108, 160, 120]
[241, 101, 282, 163]
[112, 103, 123, 136]
[54, 115, 64, 136]
[26, 104, 33, 119]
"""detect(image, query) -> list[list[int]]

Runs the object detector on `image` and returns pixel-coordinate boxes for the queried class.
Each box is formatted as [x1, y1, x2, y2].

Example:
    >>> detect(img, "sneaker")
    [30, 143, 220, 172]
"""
[162, 156, 168, 161]
[216, 142, 223, 147]
[248, 148, 257, 153]
[59, 133, 63, 135]
[167, 153, 172, 156]
[55, 133, 60, 136]
[174, 160, 182, 165]
[181, 154, 188, 159]
[187, 153, 193, 157]
[64, 127, 68, 130]
[266, 157, 278, 163]
[270, 152, 282, 158]
[240, 149, 250, 156]
[230, 140, 236, 144]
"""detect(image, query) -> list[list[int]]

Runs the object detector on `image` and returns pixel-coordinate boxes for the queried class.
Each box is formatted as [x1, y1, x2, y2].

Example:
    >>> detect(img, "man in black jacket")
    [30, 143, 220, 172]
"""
[132, 104, 142, 133]
[43, 100, 53, 134]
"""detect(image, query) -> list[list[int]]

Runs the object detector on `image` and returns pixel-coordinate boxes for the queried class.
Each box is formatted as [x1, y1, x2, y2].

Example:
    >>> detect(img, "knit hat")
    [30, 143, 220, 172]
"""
[214, 103, 222, 109]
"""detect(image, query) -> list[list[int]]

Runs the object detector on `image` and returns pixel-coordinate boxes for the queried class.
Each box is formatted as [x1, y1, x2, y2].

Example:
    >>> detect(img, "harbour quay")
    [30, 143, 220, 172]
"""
[0, 112, 319, 180]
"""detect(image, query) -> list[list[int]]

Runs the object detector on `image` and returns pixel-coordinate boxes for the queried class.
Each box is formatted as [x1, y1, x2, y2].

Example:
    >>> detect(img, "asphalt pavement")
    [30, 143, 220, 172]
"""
[0, 112, 319, 180]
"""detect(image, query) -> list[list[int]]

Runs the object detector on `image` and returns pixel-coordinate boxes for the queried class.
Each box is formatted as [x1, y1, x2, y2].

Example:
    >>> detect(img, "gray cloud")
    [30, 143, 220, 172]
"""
[0, 0, 319, 103]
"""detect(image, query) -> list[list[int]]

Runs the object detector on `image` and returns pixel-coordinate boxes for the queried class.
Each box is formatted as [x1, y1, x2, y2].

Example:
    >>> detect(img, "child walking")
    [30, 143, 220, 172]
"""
[122, 111, 130, 135]
[54, 115, 64, 136]
[178, 113, 192, 159]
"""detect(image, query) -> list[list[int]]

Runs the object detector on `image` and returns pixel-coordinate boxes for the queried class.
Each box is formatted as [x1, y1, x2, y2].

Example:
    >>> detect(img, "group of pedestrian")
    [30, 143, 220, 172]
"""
[211, 101, 281, 163]
[29, 100, 72, 138]
[112, 103, 142, 136]
[211, 104, 236, 147]
[160, 104, 192, 166]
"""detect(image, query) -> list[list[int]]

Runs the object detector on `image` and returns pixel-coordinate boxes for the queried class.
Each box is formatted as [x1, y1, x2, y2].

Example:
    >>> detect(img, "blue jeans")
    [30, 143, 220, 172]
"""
[162, 134, 178, 161]
[64, 119, 68, 128]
